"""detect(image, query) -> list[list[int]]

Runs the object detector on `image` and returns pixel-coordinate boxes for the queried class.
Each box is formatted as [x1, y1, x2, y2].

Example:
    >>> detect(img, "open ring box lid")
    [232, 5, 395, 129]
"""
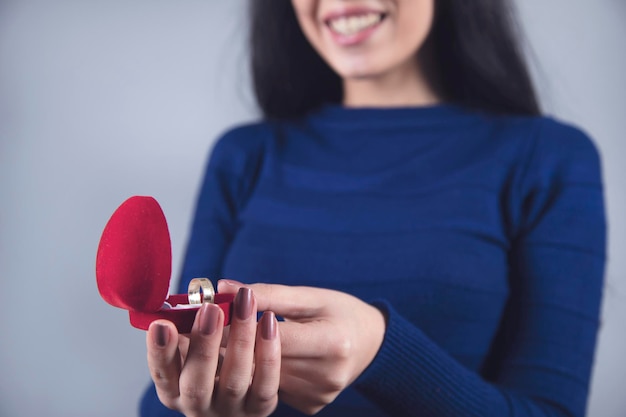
[96, 196, 234, 333]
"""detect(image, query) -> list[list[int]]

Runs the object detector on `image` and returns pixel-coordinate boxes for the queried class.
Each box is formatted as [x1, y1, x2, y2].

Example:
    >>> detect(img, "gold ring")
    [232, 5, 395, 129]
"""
[187, 278, 215, 305]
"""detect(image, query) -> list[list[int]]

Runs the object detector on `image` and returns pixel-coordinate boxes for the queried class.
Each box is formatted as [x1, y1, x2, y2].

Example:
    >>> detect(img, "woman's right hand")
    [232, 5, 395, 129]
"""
[146, 287, 281, 417]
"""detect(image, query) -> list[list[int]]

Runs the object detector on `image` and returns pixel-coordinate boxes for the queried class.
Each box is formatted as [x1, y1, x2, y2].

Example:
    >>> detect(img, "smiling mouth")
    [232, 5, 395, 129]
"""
[326, 12, 386, 36]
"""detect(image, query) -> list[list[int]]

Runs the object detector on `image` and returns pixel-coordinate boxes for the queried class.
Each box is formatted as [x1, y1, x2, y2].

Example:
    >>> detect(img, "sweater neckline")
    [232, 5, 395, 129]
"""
[307, 103, 479, 129]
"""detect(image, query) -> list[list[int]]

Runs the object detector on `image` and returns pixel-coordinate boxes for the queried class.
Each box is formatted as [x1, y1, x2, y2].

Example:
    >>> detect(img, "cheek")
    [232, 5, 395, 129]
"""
[395, 0, 435, 53]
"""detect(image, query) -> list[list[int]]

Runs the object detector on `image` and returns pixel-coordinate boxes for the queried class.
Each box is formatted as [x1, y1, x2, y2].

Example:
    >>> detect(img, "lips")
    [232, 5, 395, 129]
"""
[323, 9, 386, 45]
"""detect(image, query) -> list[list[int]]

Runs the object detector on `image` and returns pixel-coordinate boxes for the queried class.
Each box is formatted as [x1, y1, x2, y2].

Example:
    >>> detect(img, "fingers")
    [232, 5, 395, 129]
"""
[178, 303, 224, 411]
[215, 287, 257, 410]
[220, 324, 231, 348]
[276, 320, 350, 359]
[247, 311, 281, 415]
[146, 289, 282, 416]
[146, 320, 182, 409]
[218, 280, 327, 319]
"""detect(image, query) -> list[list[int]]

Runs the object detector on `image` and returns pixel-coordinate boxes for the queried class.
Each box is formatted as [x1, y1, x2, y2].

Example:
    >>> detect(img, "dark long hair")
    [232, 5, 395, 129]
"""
[250, 0, 540, 119]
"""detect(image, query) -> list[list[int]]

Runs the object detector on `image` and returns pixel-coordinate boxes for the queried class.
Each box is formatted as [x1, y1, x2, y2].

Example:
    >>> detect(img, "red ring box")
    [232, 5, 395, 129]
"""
[96, 196, 233, 333]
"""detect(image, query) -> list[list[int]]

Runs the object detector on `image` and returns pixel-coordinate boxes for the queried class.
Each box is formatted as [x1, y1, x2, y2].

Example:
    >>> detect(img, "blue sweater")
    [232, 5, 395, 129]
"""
[141, 105, 606, 417]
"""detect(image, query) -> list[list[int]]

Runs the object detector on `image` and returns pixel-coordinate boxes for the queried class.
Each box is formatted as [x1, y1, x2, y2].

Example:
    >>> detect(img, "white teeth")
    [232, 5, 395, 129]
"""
[328, 12, 383, 36]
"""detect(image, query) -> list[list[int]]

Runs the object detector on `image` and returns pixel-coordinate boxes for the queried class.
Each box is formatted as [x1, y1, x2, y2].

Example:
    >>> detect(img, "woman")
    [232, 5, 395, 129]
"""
[141, 1, 606, 416]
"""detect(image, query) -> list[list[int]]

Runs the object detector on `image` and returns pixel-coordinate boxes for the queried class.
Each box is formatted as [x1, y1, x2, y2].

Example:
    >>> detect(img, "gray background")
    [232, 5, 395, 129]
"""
[0, 1, 624, 416]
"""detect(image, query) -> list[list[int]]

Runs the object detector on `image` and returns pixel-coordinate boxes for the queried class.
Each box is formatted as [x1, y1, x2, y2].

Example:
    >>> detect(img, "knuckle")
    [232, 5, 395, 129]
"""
[150, 368, 170, 384]
[252, 390, 276, 405]
[318, 391, 341, 409]
[180, 384, 210, 408]
[324, 373, 349, 393]
[255, 355, 279, 370]
[220, 378, 247, 400]
[247, 391, 277, 413]
[329, 333, 352, 359]
[229, 335, 255, 353]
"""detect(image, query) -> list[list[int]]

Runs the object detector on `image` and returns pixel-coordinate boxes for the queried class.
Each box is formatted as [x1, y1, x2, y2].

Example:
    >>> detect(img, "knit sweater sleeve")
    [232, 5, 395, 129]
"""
[140, 124, 267, 417]
[354, 118, 606, 417]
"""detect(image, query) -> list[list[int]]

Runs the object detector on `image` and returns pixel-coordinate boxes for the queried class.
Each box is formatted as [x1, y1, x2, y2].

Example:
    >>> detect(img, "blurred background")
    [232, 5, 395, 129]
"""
[0, 1, 624, 416]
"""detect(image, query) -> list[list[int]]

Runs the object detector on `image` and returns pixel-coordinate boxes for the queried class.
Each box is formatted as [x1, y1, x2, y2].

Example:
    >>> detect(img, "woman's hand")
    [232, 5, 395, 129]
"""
[218, 281, 386, 415]
[146, 287, 281, 417]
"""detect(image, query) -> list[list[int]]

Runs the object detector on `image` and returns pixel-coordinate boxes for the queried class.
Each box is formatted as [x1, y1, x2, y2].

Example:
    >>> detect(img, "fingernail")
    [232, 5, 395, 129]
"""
[153, 323, 169, 347]
[261, 311, 276, 340]
[199, 303, 220, 335]
[235, 287, 253, 320]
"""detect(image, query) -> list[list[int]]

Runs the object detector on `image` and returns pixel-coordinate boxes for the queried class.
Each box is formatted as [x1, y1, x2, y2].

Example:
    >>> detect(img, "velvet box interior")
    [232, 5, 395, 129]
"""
[96, 196, 233, 333]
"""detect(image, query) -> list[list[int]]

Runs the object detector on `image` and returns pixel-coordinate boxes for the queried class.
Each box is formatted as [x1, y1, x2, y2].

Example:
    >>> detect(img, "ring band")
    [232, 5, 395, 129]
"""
[188, 278, 215, 305]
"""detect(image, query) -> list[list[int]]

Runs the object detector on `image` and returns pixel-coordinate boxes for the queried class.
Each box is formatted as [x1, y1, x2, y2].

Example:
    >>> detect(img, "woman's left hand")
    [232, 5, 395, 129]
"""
[218, 280, 386, 415]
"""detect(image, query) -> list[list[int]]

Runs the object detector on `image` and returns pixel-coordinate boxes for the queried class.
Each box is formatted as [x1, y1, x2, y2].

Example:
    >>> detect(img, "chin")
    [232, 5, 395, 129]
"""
[334, 60, 385, 80]
[343, 72, 381, 81]
[331, 51, 410, 81]
[339, 67, 389, 82]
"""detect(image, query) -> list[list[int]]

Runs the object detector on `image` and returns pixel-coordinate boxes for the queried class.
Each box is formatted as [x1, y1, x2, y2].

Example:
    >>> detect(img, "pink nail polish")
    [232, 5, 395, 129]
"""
[261, 311, 276, 340]
[154, 323, 169, 347]
[235, 287, 253, 320]
[199, 304, 219, 335]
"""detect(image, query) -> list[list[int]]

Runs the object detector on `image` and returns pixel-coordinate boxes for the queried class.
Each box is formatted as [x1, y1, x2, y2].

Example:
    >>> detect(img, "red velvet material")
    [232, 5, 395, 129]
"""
[96, 196, 233, 333]
[129, 294, 234, 333]
[96, 196, 172, 312]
